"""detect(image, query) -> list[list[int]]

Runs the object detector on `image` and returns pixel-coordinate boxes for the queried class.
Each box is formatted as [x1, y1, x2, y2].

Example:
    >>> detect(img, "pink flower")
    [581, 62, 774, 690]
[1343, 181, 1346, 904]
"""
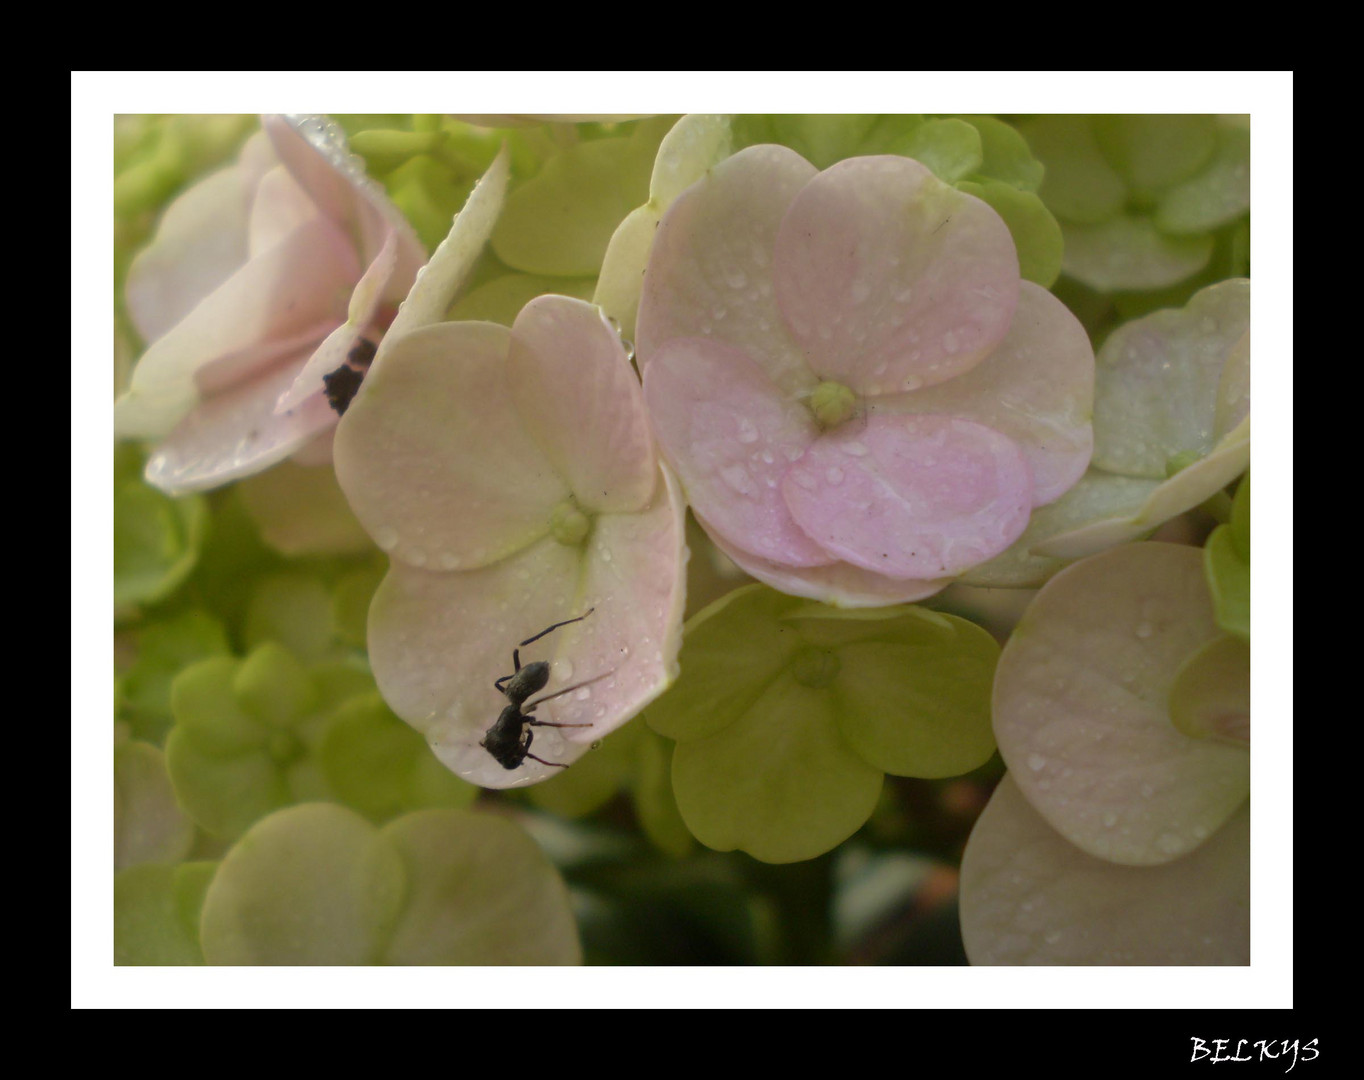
[637, 146, 1094, 606]
[332, 295, 687, 788]
[114, 115, 426, 494]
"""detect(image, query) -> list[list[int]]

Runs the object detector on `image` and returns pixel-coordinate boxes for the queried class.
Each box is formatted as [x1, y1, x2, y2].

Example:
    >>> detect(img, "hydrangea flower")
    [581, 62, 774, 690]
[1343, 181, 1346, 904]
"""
[636, 146, 1094, 607]
[333, 294, 687, 788]
[114, 115, 427, 494]
[959, 542, 1249, 963]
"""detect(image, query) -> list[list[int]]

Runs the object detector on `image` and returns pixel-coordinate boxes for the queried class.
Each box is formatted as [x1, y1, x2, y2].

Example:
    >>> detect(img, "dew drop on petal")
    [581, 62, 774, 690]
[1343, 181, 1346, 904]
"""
[375, 526, 399, 551]
[1027, 753, 1047, 772]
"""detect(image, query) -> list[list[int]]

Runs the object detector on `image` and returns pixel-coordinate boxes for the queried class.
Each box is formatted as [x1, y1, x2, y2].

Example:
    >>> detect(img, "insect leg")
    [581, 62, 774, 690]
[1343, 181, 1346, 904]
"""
[517, 608, 596, 649]
[522, 670, 614, 715]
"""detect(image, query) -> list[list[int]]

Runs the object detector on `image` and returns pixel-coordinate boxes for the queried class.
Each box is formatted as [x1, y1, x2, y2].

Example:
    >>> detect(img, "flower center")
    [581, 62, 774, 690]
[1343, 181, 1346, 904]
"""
[550, 500, 591, 546]
[809, 380, 859, 429]
[791, 646, 841, 689]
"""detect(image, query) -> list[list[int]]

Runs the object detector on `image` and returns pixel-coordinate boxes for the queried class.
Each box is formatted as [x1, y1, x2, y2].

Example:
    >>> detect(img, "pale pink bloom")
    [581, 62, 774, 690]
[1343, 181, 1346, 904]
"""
[637, 146, 1094, 606]
[333, 295, 687, 788]
[959, 543, 1249, 964]
[115, 115, 426, 494]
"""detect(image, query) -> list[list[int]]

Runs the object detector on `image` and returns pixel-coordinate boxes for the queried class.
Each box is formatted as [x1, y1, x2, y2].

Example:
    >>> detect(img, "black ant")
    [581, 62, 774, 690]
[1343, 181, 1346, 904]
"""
[481, 609, 604, 770]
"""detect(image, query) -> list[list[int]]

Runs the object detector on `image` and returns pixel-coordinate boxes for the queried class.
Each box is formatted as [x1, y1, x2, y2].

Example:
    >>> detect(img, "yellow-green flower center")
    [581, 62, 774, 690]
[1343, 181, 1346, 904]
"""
[550, 500, 591, 546]
[809, 380, 858, 429]
[791, 646, 841, 689]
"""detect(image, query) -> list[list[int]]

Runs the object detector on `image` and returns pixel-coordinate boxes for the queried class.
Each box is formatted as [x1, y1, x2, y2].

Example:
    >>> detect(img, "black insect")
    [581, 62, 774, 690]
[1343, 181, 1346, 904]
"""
[481, 609, 602, 770]
[322, 337, 379, 416]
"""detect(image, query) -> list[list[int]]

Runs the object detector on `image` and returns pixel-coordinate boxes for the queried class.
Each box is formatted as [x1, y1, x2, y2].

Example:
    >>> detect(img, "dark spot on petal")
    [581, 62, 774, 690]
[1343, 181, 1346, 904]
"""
[347, 337, 378, 369]
[324, 364, 366, 416]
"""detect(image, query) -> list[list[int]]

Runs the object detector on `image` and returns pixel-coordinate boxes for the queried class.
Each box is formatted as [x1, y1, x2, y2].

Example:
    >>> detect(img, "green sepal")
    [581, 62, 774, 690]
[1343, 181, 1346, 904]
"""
[1169, 634, 1250, 745]
[1205, 475, 1250, 641]
[956, 115, 1045, 191]
[956, 179, 1063, 288]
[892, 118, 983, 183]
[114, 456, 209, 614]
[234, 642, 318, 729]
[116, 609, 231, 745]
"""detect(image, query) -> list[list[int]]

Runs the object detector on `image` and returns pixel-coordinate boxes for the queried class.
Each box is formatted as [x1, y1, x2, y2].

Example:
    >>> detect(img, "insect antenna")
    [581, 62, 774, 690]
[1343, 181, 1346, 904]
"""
[523, 670, 615, 716]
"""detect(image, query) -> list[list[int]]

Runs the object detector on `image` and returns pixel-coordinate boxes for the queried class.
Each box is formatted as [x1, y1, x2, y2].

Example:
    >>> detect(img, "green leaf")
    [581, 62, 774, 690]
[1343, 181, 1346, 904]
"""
[116, 609, 231, 744]
[320, 694, 476, 822]
[957, 179, 1063, 288]
[957, 115, 1045, 191]
[234, 643, 318, 728]
[448, 272, 597, 326]
[492, 122, 667, 277]
[672, 668, 884, 864]
[114, 861, 217, 965]
[114, 466, 208, 613]
[646, 585, 803, 742]
[892, 118, 983, 183]
[651, 585, 999, 862]
[332, 565, 385, 650]
[244, 573, 338, 663]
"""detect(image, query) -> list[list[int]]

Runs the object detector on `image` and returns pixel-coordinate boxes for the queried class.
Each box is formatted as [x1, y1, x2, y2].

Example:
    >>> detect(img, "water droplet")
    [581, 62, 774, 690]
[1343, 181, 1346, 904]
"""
[1101, 810, 1118, 828]
[1027, 753, 1047, 772]
[439, 552, 460, 569]
[895, 287, 914, 303]
[407, 548, 428, 567]
[725, 267, 748, 290]
[825, 466, 844, 484]
[902, 375, 923, 391]
[1135, 622, 1153, 639]
[553, 659, 574, 680]
[575, 687, 592, 701]
[843, 441, 868, 457]
[1044, 928, 1063, 945]
[720, 464, 753, 494]
[601, 548, 612, 563]
[375, 526, 399, 551]
[737, 418, 759, 444]
[849, 279, 871, 304]
[943, 331, 960, 354]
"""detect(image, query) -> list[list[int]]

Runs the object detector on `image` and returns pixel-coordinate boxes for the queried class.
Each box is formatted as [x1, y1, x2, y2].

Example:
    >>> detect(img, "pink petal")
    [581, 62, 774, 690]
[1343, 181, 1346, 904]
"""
[782, 414, 1033, 579]
[366, 539, 590, 789]
[773, 155, 1019, 396]
[246, 164, 323, 257]
[535, 464, 688, 735]
[144, 358, 335, 495]
[509, 296, 657, 514]
[698, 514, 950, 607]
[642, 336, 831, 568]
[960, 775, 1249, 965]
[869, 281, 1094, 506]
[194, 319, 340, 397]
[124, 167, 251, 345]
[263, 115, 425, 293]
[992, 543, 1249, 865]
[115, 216, 360, 440]
[276, 230, 400, 413]
[332, 321, 569, 572]
[636, 143, 819, 397]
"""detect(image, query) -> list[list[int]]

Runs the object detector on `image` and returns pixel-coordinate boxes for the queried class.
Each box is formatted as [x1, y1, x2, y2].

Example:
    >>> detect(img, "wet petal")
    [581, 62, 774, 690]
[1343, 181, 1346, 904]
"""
[1036, 419, 1249, 560]
[276, 230, 399, 413]
[636, 143, 818, 397]
[960, 470, 1159, 588]
[992, 543, 1249, 865]
[960, 775, 1249, 964]
[871, 281, 1093, 505]
[115, 216, 359, 440]
[534, 465, 687, 735]
[782, 414, 1033, 579]
[380, 146, 509, 352]
[509, 295, 656, 514]
[366, 539, 591, 790]
[1093, 278, 1250, 478]
[1061, 216, 1213, 292]
[774, 155, 1019, 395]
[643, 336, 830, 567]
[144, 359, 336, 495]
[333, 320, 569, 572]
[697, 515, 949, 607]
[125, 166, 251, 344]
[247, 164, 322, 256]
